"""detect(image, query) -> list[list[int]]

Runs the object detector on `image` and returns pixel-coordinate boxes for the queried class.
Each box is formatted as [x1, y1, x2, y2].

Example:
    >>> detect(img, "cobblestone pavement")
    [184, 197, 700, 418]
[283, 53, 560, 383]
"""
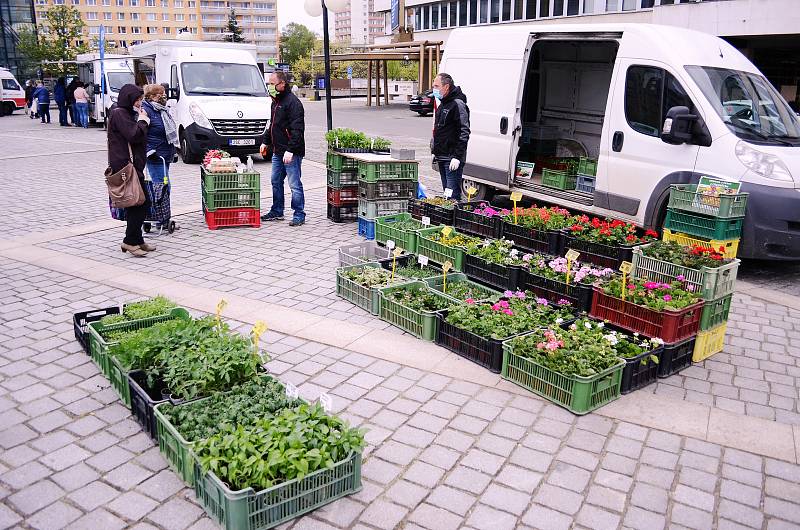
[1, 115, 800, 529]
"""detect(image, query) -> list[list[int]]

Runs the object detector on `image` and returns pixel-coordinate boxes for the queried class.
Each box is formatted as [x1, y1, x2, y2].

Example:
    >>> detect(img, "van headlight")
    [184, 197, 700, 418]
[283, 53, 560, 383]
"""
[189, 102, 213, 130]
[735, 141, 793, 182]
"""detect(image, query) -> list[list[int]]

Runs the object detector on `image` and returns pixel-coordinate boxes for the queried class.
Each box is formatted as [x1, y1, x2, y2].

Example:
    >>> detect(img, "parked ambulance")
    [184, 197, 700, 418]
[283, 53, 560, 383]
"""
[0, 68, 27, 115]
[76, 53, 135, 124]
[440, 23, 800, 260]
[130, 39, 270, 162]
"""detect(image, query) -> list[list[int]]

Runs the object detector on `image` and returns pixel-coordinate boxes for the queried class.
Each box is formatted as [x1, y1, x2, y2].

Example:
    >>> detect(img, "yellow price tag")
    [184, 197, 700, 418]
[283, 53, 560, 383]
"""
[215, 299, 227, 326]
[565, 249, 581, 262]
[441, 226, 453, 238]
[252, 320, 268, 351]
[466, 186, 478, 202]
[509, 191, 523, 225]
[442, 260, 453, 293]
[619, 261, 632, 301]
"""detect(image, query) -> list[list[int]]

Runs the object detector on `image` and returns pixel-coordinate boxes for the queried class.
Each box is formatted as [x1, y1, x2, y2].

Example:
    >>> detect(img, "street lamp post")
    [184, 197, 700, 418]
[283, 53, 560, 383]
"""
[304, 0, 347, 132]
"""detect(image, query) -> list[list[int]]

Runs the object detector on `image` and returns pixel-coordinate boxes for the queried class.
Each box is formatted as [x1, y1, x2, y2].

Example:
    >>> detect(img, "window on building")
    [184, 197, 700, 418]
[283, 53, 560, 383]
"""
[104, 12, 112, 20]
[54, 0, 65, 4]
[501, 0, 511, 20]
[131, 26, 141, 33]
[175, 13, 184, 20]
[174, 0, 182, 5]
[71, 0, 80, 5]
[490, 0, 499, 22]
[129, 0, 139, 5]
[447, 1, 456, 26]
[526, 0, 536, 17]
[86, 0, 96, 4]
[117, 12, 124, 19]
[116, 0, 123, 5]
[89, 26, 100, 34]
[469, 0, 477, 24]
[119, 40, 127, 47]
[163, 27, 170, 33]
[421, 5, 428, 29]
[102, 0, 110, 5]
[187, 0, 195, 6]
[514, 0, 524, 18]
[145, 0, 155, 5]
[131, 12, 139, 20]
[189, 14, 197, 21]
[431, 4, 439, 28]
[86, 12, 98, 19]
[162, 13, 169, 20]
[161, 0, 169, 5]
[458, 0, 467, 25]
[118, 26, 126, 32]
[147, 26, 157, 33]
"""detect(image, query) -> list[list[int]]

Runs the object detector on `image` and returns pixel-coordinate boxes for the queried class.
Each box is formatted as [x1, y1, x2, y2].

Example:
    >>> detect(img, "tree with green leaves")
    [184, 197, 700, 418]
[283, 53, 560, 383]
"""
[279, 23, 316, 66]
[225, 9, 245, 43]
[16, 5, 93, 76]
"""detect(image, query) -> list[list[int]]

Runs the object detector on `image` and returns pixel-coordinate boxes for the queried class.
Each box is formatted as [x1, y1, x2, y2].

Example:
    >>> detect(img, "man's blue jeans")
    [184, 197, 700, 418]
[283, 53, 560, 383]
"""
[269, 153, 305, 221]
[438, 159, 463, 201]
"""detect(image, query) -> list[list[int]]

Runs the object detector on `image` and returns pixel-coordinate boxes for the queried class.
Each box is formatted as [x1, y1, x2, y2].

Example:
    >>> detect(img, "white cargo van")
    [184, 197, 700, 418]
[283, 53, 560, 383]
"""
[0, 68, 26, 115]
[130, 39, 270, 162]
[76, 53, 136, 124]
[441, 24, 800, 260]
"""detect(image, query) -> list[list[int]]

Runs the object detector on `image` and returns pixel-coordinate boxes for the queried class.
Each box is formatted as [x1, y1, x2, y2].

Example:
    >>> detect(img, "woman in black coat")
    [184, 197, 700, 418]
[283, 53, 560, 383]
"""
[107, 84, 153, 257]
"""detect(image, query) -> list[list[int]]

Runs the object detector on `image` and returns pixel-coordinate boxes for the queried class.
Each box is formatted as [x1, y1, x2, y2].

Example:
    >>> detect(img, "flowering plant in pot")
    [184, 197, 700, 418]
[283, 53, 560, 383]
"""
[602, 277, 700, 311]
[464, 238, 529, 266]
[526, 255, 615, 285]
[569, 216, 659, 246]
[640, 240, 731, 268]
[507, 206, 576, 231]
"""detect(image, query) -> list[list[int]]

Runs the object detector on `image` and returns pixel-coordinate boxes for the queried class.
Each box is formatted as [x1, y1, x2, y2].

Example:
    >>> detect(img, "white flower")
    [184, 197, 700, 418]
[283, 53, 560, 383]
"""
[510, 249, 519, 257]
[597, 322, 604, 328]
[652, 337, 664, 346]
[555, 318, 564, 324]
[507, 240, 515, 246]
[603, 334, 619, 345]
[584, 321, 592, 329]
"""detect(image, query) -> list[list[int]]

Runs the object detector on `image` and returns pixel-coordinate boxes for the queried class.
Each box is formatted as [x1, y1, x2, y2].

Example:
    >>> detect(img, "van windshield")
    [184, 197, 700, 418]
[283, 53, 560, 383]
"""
[107, 72, 135, 92]
[181, 62, 266, 97]
[686, 66, 800, 146]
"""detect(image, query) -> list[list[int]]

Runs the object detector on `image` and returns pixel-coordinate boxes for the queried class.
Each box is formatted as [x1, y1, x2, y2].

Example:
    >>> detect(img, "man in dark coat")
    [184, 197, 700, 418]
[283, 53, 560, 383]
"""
[107, 84, 152, 257]
[66, 78, 78, 126]
[54, 78, 68, 126]
[431, 72, 471, 200]
[260, 70, 306, 226]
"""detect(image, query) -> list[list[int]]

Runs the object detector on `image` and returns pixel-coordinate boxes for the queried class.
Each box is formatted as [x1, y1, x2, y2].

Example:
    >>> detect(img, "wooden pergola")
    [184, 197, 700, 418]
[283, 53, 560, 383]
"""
[314, 40, 444, 107]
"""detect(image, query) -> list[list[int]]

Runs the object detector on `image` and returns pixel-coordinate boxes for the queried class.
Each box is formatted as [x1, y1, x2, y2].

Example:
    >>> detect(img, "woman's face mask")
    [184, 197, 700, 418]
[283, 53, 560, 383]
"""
[157, 93, 167, 104]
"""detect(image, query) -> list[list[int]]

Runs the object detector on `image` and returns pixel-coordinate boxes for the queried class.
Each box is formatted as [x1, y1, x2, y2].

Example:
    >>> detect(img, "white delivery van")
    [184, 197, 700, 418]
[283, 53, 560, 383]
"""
[76, 53, 136, 124]
[0, 68, 27, 115]
[130, 39, 270, 162]
[441, 24, 800, 260]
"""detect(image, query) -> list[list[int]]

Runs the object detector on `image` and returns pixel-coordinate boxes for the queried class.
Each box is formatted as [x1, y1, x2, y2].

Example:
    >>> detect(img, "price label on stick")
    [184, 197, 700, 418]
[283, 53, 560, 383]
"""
[285, 381, 299, 399]
[391, 247, 403, 281]
[442, 260, 453, 293]
[418, 255, 429, 267]
[444, 188, 453, 198]
[441, 226, 453, 237]
[564, 250, 580, 286]
[620, 261, 633, 301]
[510, 191, 523, 225]
[386, 240, 395, 250]
[466, 186, 478, 202]
[421, 216, 431, 226]
[319, 393, 333, 413]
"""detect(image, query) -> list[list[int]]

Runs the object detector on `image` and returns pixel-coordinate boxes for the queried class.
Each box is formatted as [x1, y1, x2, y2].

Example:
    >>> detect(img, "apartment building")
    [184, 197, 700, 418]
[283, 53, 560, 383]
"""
[335, 0, 385, 46]
[33, 0, 277, 64]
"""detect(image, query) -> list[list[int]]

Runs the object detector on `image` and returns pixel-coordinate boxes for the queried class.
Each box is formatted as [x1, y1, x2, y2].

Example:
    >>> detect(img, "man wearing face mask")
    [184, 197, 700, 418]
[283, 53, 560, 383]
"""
[431, 73, 470, 200]
[260, 70, 306, 226]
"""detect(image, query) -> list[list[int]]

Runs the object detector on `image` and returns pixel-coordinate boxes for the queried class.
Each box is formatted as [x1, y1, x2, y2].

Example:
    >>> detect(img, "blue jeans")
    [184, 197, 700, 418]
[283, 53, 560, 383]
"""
[438, 159, 463, 201]
[269, 153, 305, 221]
[75, 102, 88, 128]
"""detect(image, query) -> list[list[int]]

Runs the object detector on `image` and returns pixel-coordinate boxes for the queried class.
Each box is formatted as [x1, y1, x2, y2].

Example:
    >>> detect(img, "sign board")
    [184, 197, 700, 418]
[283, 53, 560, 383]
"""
[316, 76, 326, 90]
[347, 66, 353, 80]
[276, 62, 290, 73]
[391, 0, 401, 31]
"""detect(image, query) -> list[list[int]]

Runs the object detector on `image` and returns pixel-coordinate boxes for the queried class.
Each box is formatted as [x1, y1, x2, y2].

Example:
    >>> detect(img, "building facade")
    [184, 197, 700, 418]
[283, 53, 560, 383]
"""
[335, 0, 385, 46]
[32, 0, 277, 64]
[0, 0, 36, 77]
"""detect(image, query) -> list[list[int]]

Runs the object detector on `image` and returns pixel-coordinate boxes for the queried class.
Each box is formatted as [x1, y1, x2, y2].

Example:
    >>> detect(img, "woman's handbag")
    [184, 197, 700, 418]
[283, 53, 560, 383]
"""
[105, 144, 145, 208]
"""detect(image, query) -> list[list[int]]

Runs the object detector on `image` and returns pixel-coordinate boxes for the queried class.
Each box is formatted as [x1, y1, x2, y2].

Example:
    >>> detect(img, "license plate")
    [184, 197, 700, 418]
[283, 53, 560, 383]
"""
[228, 138, 256, 146]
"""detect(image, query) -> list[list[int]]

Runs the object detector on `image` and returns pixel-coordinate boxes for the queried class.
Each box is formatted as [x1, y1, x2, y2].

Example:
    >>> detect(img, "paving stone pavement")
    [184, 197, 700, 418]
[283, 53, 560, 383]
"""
[2, 114, 800, 529]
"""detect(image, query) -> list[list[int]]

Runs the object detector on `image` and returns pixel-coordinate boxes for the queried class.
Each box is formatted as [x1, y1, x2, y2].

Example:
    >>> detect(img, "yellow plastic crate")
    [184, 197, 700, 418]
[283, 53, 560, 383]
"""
[662, 229, 740, 259]
[693, 322, 727, 363]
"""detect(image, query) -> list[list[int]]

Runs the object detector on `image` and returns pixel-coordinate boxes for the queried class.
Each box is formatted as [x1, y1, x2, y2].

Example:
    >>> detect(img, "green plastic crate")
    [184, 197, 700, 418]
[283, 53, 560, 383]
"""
[501, 339, 625, 415]
[665, 208, 744, 240]
[154, 401, 200, 486]
[378, 282, 450, 341]
[700, 294, 733, 331]
[335, 263, 408, 315]
[107, 355, 131, 407]
[201, 167, 260, 192]
[201, 188, 261, 211]
[326, 168, 359, 188]
[326, 151, 359, 172]
[416, 227, 470, 270]
[358, 198, 409, 220]
[425, 273, 501, 304]
[667, 184, 748, 219]
[375, 213, 426, 254]
[578, 157, 598, 177]
[631, 246, 740, 301]
[194, 451, 362, 530]
[88, 308, 192, 378]
[358, 161, 419, 183]
[541, 168, 577, 190]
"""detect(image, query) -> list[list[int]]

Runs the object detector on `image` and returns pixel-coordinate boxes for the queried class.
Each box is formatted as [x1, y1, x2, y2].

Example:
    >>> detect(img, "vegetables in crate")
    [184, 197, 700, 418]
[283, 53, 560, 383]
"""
[100, 296, 177, 326]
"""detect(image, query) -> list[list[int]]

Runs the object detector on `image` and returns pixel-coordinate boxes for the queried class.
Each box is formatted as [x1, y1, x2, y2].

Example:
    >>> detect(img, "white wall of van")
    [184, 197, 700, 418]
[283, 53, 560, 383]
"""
[0, 69, 27, 115]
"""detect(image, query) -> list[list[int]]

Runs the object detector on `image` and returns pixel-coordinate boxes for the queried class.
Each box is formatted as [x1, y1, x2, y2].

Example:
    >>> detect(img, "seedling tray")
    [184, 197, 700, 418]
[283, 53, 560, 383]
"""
[358, 160, 419, 183]
[327, 204, 359, 223]
[665, 209, 744, 240]
[358, 179, 416, 200]
[662, 229, 740, 260]
[501, 221, 564, 255]
[202, 188, 261, 211]
[463, 254, 523, 292]
[631, 246, 740, 301]
[436, 311, 511, 373]
[201, 167, 260, 192]
[378, 282, 450, 341]
[378, 254, 442, 279]
[454, 202, 504, 239]
[667, 184, 748, 219]
[501, 337, 624, 415]
[358, 217, 376, 239]
[407, 198, 425, 220]
[358, 198, 409, 220]
[693, 323, 726, 363]
[326, 185, 359, 206]
[620, 344, 664, 394]
[73, 306, 120, 354]
[375, 213, 427, 253]
[417, 227, 468, 270]
[520, 269, 594, 313]
[338, 241, 392, 267]
[107, 355, 132, 407]
[590, 288, 703, 344]
[562, 235, 635, 270]
[194, 451, 362, 530]
[659, 336, 697, 377]
[541, 169, 577, 190]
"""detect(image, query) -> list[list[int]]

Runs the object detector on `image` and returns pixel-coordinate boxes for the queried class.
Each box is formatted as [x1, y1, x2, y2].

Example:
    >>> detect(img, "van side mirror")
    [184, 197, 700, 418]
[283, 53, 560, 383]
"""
[661, 106, 697, 145]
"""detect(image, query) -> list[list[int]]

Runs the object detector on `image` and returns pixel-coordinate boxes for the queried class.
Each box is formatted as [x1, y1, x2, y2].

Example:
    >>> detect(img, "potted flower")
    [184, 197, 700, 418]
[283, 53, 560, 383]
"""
[437, 292, 574, 373]
[564, 216, 658, 269]
[454, 202, 508, 239]
[502, 205, 575, 255]
[590, 276, 704, 343]
[632, 240, 740, 301]
[379, 282, 452, 340]
[416, 227, 481, 270]
[463, 238, 528, 291]
[523, 255, 615, 312]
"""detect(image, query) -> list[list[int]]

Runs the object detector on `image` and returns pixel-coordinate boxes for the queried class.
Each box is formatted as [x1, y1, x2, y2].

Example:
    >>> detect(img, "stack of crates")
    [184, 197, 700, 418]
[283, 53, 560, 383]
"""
[201, 166, 261, 230]
[357, 158, 419, 240]
[575, 157, 598, 193]
[326, 151, 360, 223]
[664, 183, 748, 362]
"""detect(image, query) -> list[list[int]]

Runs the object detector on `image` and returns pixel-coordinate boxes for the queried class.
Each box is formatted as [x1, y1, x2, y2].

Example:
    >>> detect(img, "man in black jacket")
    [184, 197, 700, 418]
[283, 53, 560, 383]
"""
[260, 70, 306, 226]
[431, 73, 470, 200]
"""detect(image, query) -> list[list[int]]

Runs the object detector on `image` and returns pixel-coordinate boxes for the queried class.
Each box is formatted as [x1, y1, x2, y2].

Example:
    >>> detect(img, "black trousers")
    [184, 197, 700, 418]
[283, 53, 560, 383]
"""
[39, 105, 50, 123]
[123, 178, 150, 246]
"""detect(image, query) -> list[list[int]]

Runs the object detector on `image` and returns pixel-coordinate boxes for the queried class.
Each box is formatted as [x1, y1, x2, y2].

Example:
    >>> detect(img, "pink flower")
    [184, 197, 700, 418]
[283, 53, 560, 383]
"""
[504, 290, 514, 298]
[516, 291, 526, 299]
[558, 299, 569, 305]
[663, 294, 672, 302]
[644, 282, 657, 290]
[465, 298, 475, 305]
[676, 275, 685, 282]
[536, 298, 549, 306]
[503, 309, 514, 316]
[499, 300, 510, 309]
[492, 303, 501, 311]
[687, 285, 695, 292]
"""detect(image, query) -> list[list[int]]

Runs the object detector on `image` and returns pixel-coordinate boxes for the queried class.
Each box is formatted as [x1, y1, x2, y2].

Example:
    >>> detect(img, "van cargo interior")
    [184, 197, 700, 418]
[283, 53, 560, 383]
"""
[515, 39, 618, 205]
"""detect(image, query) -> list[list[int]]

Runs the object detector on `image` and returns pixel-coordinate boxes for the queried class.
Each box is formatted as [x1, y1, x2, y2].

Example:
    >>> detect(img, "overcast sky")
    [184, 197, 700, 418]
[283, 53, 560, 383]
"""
[278, 1, 334, 35]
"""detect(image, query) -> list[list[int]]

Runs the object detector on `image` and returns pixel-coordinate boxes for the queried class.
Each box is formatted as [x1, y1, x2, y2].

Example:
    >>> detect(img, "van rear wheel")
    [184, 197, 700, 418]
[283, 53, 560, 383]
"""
[461, 178, 491, 202]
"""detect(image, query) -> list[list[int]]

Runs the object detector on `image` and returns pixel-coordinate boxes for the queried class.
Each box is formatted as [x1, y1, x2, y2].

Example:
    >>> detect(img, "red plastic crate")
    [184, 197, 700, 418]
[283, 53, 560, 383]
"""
[589, 287, 704, 344]
[327, 185, 359, 206]
[204, 208, 261, 230]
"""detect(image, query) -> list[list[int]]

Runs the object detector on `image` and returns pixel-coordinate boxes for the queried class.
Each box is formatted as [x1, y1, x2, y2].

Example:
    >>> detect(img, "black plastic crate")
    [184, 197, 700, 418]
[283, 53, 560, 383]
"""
[73, 306, 121, 354]
[620, 346, 664, 394]
[454, 202, 504, 239]
[435, 311, 506, 373]
[407, 198, 425, 220]
[424, 202, 456, 227]
[562, 235, 635, 270]
[463, 255, 523, 292]
[327, 203, 359, 223]
[128, 370, 177, 440]
[521, 270, 594, 313]
[502, 222, 564, 255]
[658, 337, 697, 378]
[359, 179, 416, 200]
